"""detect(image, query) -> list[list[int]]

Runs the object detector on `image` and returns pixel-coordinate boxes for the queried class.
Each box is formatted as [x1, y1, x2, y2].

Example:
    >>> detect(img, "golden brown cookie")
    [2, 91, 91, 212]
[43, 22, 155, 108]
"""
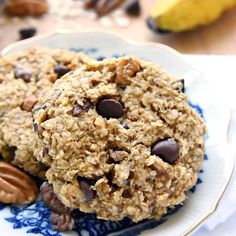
[34, 56, 206, 221]
[0, 47, 94, 178]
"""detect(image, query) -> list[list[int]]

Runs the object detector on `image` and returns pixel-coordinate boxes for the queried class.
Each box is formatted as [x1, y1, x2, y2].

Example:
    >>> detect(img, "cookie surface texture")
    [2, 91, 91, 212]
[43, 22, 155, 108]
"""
[34, 56, 206, 221]
[0, 47, 93, 177]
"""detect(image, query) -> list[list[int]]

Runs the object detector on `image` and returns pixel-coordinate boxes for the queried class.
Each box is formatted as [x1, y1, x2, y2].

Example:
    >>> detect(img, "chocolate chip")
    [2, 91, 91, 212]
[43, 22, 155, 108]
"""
[19, 27, 37, 40]
[73, 105, 84, 117]
[78, 178, 95, 202]
[105, 171, 115, 184]
[178, 79, 185, 93]
[151, 139, 179, 164]
[125, 0, 141, 16]
[97, 98, 124, 119]
[105, 171, 118, 190]
[73, 101, 92, 117]
[54, 64, 70, 79]
[120, 121, 129, 129]
[14, 65, 32, 82]
[83, 101, 92, 111]
[122, 189, 132, 198]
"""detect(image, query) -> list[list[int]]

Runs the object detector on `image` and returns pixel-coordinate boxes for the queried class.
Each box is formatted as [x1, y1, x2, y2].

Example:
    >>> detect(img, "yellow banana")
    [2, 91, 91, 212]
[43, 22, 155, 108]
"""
[148, 0, 236, 32]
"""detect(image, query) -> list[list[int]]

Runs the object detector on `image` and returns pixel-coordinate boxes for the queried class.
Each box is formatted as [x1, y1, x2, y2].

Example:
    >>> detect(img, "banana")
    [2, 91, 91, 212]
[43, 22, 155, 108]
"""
[148, 0, 236, 32]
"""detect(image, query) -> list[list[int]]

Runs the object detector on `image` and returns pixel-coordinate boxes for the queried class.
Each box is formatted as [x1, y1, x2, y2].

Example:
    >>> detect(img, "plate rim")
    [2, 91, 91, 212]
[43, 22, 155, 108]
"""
[1, 28, 187, 59]
[0, 29, 235, 236]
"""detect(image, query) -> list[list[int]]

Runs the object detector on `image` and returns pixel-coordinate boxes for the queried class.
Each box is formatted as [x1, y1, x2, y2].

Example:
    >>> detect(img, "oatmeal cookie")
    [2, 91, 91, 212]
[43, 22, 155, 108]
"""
[34, 56, 206, 221]
[0, 47, 93, 177]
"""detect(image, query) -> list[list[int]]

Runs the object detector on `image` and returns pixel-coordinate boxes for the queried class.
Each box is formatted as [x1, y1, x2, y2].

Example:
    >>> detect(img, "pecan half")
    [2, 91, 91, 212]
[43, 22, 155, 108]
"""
[40, 182, 74, 232]
[50, 212, 74, 232]
[116, 58, 141, 85]
[5, 0, 48, 16]
[40, 182, 70, 214]
[0, 161, 37, 204]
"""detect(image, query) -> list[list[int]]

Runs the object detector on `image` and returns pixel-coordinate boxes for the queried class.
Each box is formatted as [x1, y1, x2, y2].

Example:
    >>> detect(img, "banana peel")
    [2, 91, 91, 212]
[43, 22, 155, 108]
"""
[148, 0, 236, 32]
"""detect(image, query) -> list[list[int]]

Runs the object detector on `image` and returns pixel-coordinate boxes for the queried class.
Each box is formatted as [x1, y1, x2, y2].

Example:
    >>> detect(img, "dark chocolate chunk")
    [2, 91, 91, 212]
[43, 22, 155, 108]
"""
[78, 178, 95, 202]
[83, 101, 92, 111]
[73, 105, 84, 117]
[54, 64, 70, 79]
[125, 0, 141, 16]
[151, 139, 179, 164]
[97, 98, 124, 119]
[105, 170, 115, 184]
[72, 101, 92, 117]
[122, 189, 132, 198]
[14, 65, 32, 82]
[19, 27, 37, 40]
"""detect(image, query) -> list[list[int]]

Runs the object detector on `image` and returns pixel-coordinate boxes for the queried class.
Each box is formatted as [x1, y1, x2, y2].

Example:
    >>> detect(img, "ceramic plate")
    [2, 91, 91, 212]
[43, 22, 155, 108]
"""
[0, 30, 234, 236]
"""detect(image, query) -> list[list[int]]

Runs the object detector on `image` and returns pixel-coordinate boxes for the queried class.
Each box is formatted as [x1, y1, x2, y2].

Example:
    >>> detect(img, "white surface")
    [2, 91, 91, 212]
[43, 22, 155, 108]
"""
[1, 32, 235, 235]
[184, 55, 236, 236]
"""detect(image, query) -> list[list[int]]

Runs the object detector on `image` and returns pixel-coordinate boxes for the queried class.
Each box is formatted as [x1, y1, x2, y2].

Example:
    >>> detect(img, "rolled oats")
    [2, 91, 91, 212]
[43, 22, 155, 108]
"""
[33, 56, 206, 222]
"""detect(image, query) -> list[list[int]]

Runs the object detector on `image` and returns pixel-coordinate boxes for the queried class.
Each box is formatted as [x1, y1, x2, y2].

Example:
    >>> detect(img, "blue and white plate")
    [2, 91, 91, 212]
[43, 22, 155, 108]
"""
[1, 30, 234, 236]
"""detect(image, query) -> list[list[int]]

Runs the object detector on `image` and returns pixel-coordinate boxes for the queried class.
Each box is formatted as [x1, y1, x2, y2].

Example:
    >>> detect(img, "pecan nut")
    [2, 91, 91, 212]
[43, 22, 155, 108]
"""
[50, 212, 74, 232]
[40, 182, 70, 214]
[5, 0, 48, 16]
[0, 161, 37, 204]
[40, 182, 74, 232]
[116, 58, 141, 85]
